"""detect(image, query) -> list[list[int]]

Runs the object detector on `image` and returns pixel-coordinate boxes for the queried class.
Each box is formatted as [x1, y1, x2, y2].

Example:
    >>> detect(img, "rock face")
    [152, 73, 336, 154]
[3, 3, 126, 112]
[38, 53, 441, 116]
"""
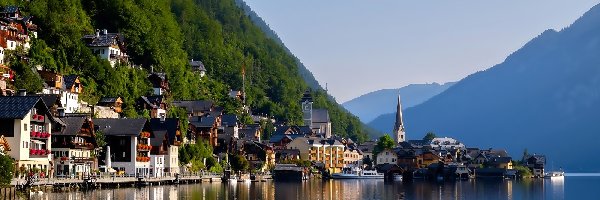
[378, 4, 600, 171]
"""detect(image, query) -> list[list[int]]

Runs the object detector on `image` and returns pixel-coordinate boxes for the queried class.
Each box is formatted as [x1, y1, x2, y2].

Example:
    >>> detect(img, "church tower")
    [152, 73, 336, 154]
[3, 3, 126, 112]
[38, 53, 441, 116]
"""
[393, 94, 406, 143]
[301, 91, 313, 127]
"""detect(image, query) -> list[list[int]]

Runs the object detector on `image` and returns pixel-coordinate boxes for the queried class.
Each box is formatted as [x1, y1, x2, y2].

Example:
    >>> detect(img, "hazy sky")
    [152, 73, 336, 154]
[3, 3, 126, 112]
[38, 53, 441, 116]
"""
[244, 1, 600, 103]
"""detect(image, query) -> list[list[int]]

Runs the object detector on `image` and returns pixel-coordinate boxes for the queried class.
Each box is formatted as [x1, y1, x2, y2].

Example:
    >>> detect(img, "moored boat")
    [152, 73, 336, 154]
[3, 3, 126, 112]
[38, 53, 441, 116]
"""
[544, 171, 564, 179]
[331, 167, 384, 179]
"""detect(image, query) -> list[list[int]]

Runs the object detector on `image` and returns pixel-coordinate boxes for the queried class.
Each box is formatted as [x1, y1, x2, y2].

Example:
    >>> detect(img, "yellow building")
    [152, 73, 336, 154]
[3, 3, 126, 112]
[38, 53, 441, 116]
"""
[287, 137, 345, 173]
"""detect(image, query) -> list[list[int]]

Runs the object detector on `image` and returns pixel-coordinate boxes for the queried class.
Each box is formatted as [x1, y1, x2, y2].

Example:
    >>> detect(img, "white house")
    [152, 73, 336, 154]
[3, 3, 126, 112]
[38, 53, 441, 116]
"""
[0, 95, 54, 177]
[148, 118, 182, 175]
[94, 118, 151, 176]
[82, 29, 128, 67]
[376, 149, 398, 165]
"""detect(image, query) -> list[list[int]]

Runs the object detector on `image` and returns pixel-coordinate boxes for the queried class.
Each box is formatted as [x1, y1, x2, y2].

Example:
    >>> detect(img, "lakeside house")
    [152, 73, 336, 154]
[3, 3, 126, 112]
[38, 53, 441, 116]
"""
[148, 118, 182, 175]
[51, 115, 97, 178]
[0, 95, 55, 177]
[94, 118, 152, 176]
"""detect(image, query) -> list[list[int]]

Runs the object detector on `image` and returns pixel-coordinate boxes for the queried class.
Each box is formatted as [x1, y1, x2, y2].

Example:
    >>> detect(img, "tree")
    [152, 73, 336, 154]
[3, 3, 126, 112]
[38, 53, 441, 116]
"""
[373, 135, 396, 159]
[230, 154, 250, 172]
[95, 131, 107, 148]
[423, 132, 437, 141]
[0, 154, 14, 186]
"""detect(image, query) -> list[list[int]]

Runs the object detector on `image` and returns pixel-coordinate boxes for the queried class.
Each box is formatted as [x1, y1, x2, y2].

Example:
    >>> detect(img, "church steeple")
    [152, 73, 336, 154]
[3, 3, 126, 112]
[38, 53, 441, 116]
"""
[394, 94, 406, 143]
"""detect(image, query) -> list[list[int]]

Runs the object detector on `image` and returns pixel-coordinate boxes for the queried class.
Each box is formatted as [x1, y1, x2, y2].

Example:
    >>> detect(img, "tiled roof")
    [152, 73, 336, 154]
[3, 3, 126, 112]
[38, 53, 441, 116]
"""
[82, 31, 123, 47]
[221, 114, 238, 127]
[172, 100, 213, 113]
[0, 96, 41, 119]
[312, 109, 329, 123]
[99, 97, 120, 104]
[148, 118, 179, 145]
[190, 116, 217, 128]
[29, 94, 60, 108]
[55, 116, 86, 136]
[3, 6, 18, 14]
[189, 60, 206, 71]
[94, 118, 147, 136]
[63, 75, 78, 90]
[150, 131, 167, 146]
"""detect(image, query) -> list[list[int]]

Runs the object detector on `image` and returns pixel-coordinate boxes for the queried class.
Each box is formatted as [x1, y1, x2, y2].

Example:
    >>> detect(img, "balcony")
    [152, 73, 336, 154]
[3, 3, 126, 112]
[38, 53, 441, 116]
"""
[137, 144, 152, 151]
[31, 114, 45, 122]
[73, 142, 95, 150]
[30, 149, 49, 157]
[30, 131, 50, 139]
[136, 156, 150, 162]
[139, 132, 151, 139]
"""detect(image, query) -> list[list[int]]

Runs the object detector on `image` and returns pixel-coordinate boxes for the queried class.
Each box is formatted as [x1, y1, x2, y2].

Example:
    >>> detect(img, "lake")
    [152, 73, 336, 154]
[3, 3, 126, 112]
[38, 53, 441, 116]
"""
[33, 174, 600, 200]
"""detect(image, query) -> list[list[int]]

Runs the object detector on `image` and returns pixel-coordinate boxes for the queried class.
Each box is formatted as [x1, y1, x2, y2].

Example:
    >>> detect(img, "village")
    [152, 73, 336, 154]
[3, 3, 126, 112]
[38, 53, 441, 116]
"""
[0, 5, 551, 192]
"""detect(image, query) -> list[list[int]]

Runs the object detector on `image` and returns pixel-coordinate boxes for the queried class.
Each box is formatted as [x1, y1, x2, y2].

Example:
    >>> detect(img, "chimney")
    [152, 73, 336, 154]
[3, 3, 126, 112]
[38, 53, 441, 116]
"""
[18, 89, 26, 96]
[95, 29, 100, 37]
[102, 29, 108, 35]
[58, 108, 65, 117]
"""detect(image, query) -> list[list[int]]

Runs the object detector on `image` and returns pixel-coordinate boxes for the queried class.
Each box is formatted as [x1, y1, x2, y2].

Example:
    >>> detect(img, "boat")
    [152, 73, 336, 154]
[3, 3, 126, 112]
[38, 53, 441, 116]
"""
[544, 171, 565, 179]
[331, 167, 384, 179]
[273, 164, 305, 181]
[393, 173, 403, 181]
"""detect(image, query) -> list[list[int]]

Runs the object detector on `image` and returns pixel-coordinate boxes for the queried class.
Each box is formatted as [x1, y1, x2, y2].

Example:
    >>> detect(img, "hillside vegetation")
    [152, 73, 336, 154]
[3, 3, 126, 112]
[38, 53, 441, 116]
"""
[1, 0, 369, 142]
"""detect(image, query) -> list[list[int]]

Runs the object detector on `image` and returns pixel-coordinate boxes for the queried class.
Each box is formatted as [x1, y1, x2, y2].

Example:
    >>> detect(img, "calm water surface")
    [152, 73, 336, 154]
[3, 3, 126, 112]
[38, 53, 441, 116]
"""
[34, 174, 600, 200]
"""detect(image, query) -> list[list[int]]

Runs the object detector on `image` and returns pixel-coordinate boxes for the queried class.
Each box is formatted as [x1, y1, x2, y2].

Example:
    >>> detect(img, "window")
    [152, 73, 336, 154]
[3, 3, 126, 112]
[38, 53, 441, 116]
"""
[24, 123, 28, 131]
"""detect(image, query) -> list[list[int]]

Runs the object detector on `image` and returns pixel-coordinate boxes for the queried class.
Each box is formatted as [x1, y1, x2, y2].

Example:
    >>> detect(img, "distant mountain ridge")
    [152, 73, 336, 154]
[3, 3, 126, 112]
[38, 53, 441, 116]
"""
[370, 3, 600, 171]
[342, 82, 455, 124]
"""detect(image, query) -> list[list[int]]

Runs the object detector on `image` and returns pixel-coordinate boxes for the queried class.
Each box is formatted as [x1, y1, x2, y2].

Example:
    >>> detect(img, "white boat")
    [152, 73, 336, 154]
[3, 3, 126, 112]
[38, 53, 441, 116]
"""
[331, 167, 384, 179]
[544, 171, 565, 179]
[393, 173, 403, 181]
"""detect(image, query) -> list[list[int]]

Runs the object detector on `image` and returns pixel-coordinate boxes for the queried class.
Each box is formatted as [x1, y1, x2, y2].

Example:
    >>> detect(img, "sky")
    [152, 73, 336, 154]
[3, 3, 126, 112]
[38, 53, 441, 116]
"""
[243, 1, 600, 103]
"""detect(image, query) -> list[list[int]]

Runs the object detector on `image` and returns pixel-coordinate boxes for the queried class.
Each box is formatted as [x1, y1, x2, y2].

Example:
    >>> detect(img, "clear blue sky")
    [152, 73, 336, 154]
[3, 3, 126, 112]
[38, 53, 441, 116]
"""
[244, 0, 600, 102]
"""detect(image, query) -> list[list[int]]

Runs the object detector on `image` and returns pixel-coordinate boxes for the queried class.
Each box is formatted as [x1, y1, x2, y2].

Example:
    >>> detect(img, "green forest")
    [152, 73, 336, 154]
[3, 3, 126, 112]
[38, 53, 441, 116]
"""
[0, 0, 372, 142]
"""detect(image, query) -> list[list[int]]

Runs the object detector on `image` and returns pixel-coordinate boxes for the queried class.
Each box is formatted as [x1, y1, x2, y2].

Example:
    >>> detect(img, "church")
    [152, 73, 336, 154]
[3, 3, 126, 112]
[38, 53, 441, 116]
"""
[393, 95, 406, 143]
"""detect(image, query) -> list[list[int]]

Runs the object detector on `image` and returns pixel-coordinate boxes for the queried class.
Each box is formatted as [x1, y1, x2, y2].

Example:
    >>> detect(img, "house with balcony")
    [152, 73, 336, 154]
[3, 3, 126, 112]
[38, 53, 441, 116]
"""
[51, 116, 97, 178]
[97, 97, 123, 114]
[188, 112, 221, 147]
[148, 73, 170, 96]
[137, 96, 167, 119]
[82, 29, 128, 67]
[239, 124, 261, 141]
[286, 137, 345, 173]
[38, 71, 82, 114]
[148, 118, 182, 175]
[524, 154, 546, 177]
[94, 118, 152, 176]
[0, 95, 55, 177]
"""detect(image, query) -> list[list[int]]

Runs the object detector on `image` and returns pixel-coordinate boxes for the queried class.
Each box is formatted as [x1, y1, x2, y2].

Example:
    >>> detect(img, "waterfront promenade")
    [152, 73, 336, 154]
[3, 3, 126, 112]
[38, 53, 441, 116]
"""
[10, 172, 223, 188]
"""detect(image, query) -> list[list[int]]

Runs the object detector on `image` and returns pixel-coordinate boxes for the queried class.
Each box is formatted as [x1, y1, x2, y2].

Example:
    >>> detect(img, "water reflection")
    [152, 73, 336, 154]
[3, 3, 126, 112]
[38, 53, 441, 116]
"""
[34, 176, 571, 200]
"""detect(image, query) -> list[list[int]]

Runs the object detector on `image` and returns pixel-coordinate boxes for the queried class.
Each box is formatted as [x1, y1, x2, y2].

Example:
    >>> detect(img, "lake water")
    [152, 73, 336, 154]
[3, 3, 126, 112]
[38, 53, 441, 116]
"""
[34, 174, 600, 200]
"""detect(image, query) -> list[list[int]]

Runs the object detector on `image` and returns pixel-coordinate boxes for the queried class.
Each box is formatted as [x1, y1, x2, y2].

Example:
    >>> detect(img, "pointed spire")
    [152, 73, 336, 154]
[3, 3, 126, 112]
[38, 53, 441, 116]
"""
[394, 92, 406, 143]
[395, 93, 404, 128]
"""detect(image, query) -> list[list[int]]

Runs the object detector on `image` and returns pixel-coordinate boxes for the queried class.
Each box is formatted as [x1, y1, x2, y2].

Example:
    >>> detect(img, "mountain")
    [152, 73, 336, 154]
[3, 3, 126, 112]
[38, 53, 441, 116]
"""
[343, 82, 454, 124]
[372, 4, 600, 171]
[6, 0, 370, 142]
[234, 0, 322, 90]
